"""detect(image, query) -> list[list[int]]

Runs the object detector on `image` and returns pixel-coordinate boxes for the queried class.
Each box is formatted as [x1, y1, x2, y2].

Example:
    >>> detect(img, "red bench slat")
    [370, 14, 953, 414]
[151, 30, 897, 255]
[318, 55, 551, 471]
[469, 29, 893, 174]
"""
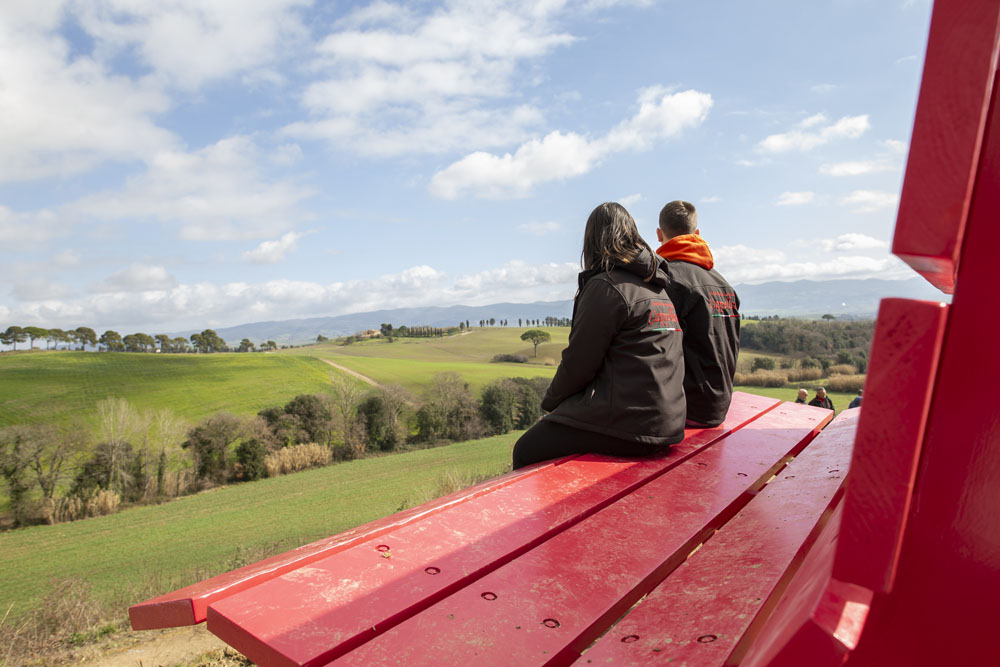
[205, 393, 779, 667]
[129, 456, 570, 629]
[832, 298, 947, 593]
[891, 0, 1000, 293]
[578, 408, 857, 666]
[333, 403, 831, 666]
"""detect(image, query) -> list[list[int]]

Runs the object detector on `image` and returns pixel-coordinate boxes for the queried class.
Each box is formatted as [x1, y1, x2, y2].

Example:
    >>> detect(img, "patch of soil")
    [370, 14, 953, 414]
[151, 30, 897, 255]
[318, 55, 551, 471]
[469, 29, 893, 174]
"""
[45, 625, 242, 666]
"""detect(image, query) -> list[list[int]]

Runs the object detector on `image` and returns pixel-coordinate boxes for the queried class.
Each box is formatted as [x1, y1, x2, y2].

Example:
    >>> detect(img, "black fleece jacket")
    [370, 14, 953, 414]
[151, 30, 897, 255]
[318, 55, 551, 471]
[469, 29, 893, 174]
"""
[663, 260, 740, 426]
[541, 249, 686, 446]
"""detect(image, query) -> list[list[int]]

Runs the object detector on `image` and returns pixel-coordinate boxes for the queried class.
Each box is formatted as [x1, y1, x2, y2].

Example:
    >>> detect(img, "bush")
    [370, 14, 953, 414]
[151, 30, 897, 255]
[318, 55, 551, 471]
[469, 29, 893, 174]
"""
[750, 356, 777, 372]
[786, 367, 823, 382]
[824, 374, 867, 393]
[827, 364, 857, 376]
[480, 379, 519, 435]
[234, 438, 268, 481]
[415, 373, 484, 442]
[491, 353, 529, 364]
[263, 443, 332, 477]
[510, 377, 545, 429]
[50, 489, 121, 523]
[800, 357, 820, 369]
[735, 370, 788, 387]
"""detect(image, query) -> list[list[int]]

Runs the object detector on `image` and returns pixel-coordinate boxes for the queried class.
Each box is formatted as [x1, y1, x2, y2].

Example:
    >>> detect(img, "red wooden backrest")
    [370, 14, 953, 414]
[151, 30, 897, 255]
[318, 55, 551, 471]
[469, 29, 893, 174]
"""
[748, 2, 1000, 664]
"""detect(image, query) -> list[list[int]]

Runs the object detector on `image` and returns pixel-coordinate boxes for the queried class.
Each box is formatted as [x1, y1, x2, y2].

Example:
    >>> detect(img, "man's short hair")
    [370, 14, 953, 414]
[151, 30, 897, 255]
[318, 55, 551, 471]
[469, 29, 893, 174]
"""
[659, 200, 698, 237]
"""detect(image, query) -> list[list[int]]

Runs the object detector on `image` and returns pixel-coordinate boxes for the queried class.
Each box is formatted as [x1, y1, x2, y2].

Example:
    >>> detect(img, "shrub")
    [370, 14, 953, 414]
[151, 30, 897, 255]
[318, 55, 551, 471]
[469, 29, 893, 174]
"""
[780, 358, 796, 369]
[827, 364, 857, 376]
[51, 489, 121, 523]
[415, 373, 484, 442]
[750, 356, 777, 372]
[480, 379, 519, 435]
[800, 357, 820, 369]
[263, 443, 332, 477]
[786, 367, 823, 382]
[235, 438, 268, 481]
[358, 387, 409, 452]
[491, 353, 529, 364]
[736, 370, 788, 387]
[510, 377, 545, 429]
[824, 374, 867, 393]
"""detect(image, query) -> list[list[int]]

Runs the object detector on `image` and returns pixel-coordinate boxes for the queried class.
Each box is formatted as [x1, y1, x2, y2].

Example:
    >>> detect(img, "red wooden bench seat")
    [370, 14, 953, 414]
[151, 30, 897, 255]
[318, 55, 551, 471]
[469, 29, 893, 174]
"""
[131, 393, 840, 666]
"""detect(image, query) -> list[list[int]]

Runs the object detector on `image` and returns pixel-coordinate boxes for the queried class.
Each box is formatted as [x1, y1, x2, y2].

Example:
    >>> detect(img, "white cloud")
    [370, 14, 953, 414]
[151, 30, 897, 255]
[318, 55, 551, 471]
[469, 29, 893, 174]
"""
[700, 195, 722, 204]
[0, 9, 176, 183]
[73, 0, 311, 90]
[840, 189, 899, 213]
[776, 191, 815, 206]
[0, 206, 67, 246]
[793, 233, 890, 252]
[881, 139, 907, 154]
[819, 160, 896, 176]
[715, 244, 909, 284]
[95, 264, 178, 293]
[71, 136, 314, 240]
[619, 193, 644, 207]
[810, 83, 838, 93]
[430, 88, 712, 199]
[517, 221, 561, 235]
[3, 261, 581, 332]
[52, 250, 82, 268]
[12, 279, 72, 302]
[758, 114, 870, 153]
[285, 1, 576, 155]
[243, 231, 305, 263]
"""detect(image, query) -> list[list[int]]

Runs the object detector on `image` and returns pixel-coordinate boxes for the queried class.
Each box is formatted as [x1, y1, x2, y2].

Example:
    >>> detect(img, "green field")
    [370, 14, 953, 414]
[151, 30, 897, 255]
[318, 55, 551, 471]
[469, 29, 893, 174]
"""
[0, 431, 519, 622]
[0, 351, 336, 431]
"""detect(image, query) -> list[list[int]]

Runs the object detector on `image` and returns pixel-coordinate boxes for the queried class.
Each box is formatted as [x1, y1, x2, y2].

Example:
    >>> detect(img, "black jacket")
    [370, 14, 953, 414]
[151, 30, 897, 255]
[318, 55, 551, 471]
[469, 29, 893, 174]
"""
[663, 259, 740, 426]
[542, 249, 686, 446]
[809, 396, 834, 410]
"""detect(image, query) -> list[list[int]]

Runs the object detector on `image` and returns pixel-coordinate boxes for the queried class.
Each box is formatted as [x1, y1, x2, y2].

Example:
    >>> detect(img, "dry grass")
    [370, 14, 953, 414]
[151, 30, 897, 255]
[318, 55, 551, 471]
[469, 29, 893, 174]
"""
[786, 367, 823, 382]
[183, 647, 255, 666]
[263, 443, 331, 477]
[732, 370, 788, 388]
[823, 374, 867, 393]
[827, 364, 858, 376]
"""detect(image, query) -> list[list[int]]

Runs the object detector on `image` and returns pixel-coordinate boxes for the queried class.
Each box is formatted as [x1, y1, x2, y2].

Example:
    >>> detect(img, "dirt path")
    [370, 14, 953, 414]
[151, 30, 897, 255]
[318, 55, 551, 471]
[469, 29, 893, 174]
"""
[317, 358, 379, 387]
[65, 625, 232, 666]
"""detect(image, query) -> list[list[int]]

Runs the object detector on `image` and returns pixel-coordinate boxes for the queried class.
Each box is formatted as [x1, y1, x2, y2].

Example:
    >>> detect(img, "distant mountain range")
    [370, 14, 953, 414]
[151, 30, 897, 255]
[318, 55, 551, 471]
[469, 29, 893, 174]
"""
[176, 278, 949, 346]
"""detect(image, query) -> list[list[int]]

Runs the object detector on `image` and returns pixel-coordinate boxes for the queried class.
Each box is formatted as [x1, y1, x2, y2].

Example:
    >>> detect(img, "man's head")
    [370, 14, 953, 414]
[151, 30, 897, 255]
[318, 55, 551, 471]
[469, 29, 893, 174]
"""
[817, 387, 828, 400]
[797, 388, 808, 401]
[657, 200, 699, 243]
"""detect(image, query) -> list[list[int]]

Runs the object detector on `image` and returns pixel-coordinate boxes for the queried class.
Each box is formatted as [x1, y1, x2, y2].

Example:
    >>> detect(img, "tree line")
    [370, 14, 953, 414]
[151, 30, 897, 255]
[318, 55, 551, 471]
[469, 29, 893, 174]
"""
[0, 372, 550, 529]
[740, 318, 874, 362]
[0, 325, 283, 354]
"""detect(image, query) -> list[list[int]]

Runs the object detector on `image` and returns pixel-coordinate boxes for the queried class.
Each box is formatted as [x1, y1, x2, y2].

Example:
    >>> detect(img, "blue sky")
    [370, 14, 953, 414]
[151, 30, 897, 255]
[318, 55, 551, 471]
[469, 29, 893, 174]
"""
[1, 0, 933, 334]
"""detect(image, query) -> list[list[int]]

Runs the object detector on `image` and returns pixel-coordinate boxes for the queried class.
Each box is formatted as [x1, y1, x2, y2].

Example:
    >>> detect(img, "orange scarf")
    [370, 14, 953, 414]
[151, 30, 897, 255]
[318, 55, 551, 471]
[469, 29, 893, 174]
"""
[655, 233, 714, 270]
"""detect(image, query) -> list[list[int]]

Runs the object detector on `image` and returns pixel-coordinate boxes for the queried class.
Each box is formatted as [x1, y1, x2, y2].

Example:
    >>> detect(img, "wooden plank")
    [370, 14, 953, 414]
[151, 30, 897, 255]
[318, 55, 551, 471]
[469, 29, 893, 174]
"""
[333, 403, 832, 667]
[891, 0, 1000, 293]
[577, 409, 858, 666]
[832, 298, 947, 592]
[205, 393, 779, 667]
[129, 452, 593, 629]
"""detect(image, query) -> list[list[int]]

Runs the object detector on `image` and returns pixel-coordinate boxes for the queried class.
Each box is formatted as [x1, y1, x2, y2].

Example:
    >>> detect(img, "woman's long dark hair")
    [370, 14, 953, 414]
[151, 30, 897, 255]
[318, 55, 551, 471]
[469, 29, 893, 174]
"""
[581, 202, 653, 272]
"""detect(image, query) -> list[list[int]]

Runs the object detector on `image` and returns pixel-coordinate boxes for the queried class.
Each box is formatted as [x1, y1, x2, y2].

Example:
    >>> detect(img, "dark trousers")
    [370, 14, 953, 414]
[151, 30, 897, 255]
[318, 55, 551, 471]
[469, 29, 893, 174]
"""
[511, 419, 668, 470]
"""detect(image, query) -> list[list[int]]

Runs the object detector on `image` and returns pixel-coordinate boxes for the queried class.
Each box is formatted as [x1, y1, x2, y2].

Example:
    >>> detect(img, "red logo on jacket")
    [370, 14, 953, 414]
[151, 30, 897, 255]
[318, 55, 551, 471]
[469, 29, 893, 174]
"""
[648, 301, 681, 331]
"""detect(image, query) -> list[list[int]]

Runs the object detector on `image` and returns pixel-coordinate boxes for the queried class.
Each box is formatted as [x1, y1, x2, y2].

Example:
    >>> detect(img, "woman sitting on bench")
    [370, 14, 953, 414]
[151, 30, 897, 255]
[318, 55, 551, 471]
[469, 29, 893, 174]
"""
[512, 202, 686, 469]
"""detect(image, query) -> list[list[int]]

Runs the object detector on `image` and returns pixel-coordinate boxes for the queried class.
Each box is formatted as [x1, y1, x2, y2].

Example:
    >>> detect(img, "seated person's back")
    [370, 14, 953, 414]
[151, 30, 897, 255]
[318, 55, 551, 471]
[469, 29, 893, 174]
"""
[655, 200, 740, 427]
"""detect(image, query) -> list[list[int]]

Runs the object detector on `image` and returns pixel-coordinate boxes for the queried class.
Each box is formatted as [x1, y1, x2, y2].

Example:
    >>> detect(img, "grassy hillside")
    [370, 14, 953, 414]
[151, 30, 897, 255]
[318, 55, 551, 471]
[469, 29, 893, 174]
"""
[0, 431, 519, 622]
[0, 351, 336, 431]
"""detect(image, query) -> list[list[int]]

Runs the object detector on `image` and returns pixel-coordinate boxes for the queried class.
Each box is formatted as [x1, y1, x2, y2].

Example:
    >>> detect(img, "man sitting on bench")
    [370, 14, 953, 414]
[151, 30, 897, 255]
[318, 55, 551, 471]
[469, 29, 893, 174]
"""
[655, 200, 741, 427]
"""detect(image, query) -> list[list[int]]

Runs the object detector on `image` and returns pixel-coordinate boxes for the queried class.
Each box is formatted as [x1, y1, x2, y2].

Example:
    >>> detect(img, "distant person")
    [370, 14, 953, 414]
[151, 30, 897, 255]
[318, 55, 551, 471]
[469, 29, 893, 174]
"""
[512, 202, 686, 469]
[809, 387, 834, 411]
[795, 388, 808, 404]
[655, 200, 740, 427]
[849, 389, 863, 409]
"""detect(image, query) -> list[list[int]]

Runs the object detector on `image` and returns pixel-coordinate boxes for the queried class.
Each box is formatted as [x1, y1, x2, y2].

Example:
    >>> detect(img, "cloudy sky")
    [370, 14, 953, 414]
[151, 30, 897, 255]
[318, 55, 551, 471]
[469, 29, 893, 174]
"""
[1, 0, 933, 334]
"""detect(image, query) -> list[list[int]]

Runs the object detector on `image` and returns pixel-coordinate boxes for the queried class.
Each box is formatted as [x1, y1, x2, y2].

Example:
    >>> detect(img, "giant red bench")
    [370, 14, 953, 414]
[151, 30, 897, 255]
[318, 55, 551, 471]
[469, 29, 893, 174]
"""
[130, 1, 1000, 664]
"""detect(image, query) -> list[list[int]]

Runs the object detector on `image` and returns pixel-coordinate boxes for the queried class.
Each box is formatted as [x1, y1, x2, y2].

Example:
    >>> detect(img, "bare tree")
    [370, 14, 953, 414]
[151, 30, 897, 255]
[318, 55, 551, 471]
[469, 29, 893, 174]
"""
[96, 397, 140, 495]
[330, 373, 367, 459]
